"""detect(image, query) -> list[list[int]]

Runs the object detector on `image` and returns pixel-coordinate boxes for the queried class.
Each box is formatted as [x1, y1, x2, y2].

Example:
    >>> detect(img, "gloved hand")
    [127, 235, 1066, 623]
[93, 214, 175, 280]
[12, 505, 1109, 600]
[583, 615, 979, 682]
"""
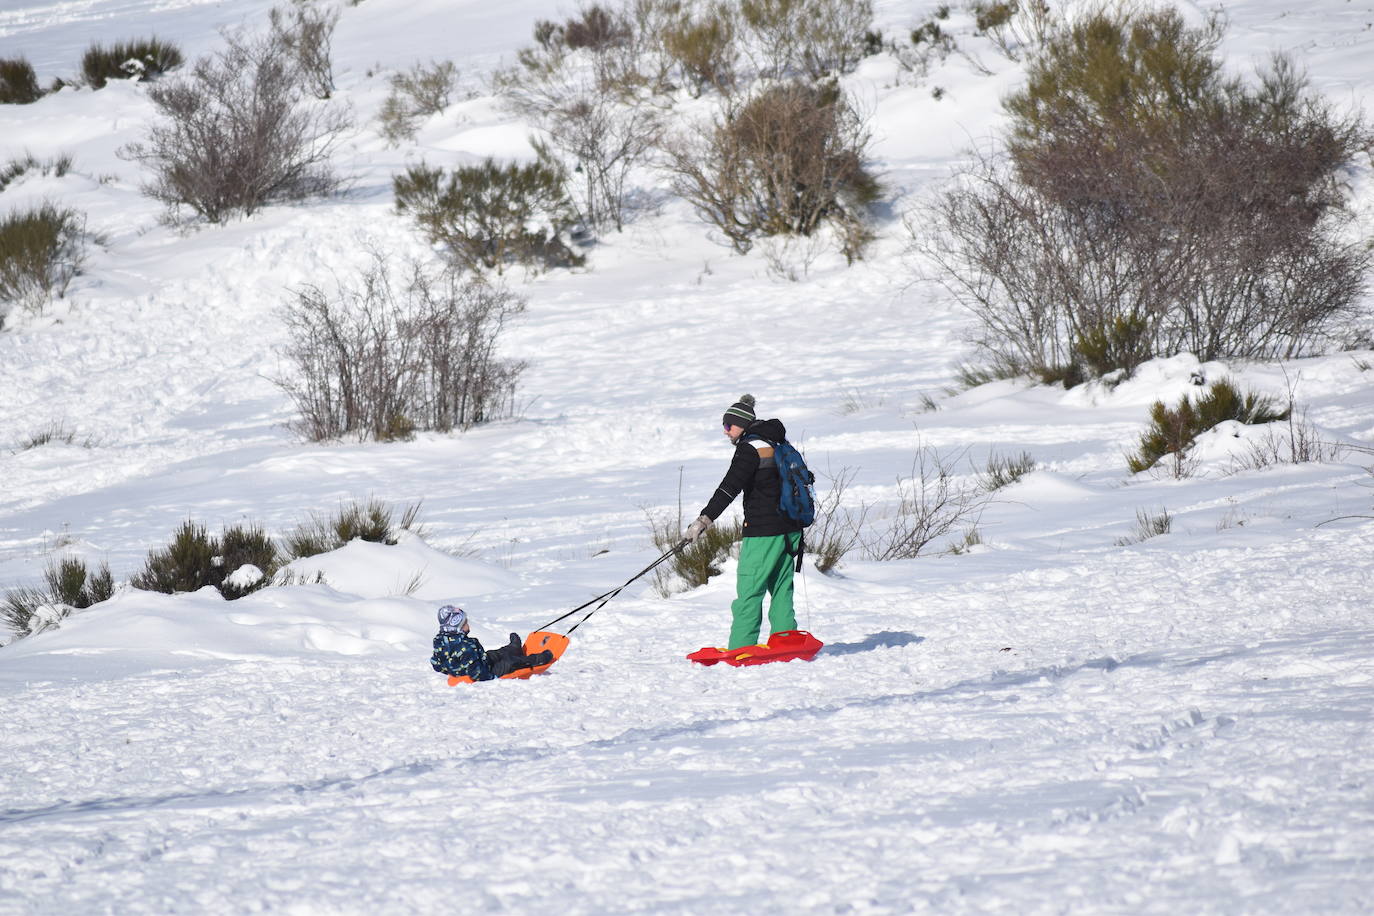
[684, 514, 712, 543]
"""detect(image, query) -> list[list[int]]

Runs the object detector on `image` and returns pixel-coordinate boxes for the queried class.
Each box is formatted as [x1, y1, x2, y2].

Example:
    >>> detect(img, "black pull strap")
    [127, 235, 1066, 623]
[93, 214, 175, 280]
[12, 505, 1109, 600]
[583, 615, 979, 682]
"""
[535, 542, 685, 635]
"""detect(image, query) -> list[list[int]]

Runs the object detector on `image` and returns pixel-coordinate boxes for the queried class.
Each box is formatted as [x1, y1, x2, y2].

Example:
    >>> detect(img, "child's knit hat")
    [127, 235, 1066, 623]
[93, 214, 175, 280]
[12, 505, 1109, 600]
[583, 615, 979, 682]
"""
[437, 605, 467, 633]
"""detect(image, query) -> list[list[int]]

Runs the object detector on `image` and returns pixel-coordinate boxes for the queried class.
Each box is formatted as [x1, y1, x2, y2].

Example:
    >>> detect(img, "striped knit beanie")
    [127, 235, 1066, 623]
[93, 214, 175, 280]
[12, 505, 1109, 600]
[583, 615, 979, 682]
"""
[723, 394, 757, 429]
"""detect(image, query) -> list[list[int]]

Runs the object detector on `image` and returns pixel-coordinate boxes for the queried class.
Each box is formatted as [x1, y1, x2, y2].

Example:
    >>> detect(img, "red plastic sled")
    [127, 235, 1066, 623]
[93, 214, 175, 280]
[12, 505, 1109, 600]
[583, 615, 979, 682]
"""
[447, 630, 570, 686]
[687, 629, 824, 667]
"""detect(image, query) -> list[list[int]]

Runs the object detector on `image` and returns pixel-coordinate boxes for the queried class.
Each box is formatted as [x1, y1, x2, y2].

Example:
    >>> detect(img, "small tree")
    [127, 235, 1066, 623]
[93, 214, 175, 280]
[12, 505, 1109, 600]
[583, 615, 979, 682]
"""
[393, 160, 579, 274]
[120, 28, 351, 223]
[664, 80, 879, 259]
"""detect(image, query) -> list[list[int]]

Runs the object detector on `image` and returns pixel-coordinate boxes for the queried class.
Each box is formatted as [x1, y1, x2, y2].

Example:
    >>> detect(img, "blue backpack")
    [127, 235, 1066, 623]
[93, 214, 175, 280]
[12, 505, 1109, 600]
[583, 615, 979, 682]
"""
[746, 435, 817, 527]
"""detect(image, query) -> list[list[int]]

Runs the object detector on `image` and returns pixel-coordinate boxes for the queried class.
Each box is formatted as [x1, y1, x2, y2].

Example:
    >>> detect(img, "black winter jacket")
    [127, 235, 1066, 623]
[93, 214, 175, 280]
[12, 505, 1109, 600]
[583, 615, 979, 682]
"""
[699, 418, 803, 538]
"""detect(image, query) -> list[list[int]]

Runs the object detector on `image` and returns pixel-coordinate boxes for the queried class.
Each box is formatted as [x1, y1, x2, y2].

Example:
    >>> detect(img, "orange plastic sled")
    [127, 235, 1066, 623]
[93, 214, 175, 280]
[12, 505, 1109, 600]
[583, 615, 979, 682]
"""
[686, 629, 823, 667]
[446, 630, 570, 686]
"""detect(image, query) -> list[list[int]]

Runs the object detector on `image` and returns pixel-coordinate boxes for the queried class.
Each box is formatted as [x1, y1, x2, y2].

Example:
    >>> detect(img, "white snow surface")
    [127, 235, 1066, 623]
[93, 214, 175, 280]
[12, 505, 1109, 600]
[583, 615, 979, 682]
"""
[2, 0, 1374, 912]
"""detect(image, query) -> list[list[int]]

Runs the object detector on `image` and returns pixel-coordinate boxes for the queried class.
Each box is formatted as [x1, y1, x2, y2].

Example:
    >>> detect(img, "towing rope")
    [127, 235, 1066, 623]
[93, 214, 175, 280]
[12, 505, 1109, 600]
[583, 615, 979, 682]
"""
[535, 541, 685, 636]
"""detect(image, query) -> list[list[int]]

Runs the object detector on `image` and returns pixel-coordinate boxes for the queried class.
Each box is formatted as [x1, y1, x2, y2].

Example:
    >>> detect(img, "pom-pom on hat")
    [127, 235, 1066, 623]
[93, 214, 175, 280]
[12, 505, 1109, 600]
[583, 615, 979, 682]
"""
[722, 394, 757, 429]
[437, 605, 467, 633]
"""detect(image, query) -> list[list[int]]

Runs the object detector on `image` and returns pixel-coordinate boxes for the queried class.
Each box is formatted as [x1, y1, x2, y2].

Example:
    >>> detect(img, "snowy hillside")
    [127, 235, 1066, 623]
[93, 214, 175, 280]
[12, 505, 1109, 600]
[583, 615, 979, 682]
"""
[2, 0, 1373, 911]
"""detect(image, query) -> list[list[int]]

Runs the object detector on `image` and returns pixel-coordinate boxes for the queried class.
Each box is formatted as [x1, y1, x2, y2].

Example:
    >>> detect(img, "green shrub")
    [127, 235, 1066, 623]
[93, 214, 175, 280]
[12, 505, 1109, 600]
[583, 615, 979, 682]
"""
[1128, 379, 1289, 475]
[649, 512, 742, 595]
[0, 203, 86, 326]
[663, 7, 738, 97]
[979, 450, 1036, 491]
[1116, 507, 1173, 546]
[283, 499, 422, 560]
[0, 152, 73, 192]
[0, 57, 42, 104]
[82, 38, 183, 88]
[3, 557, 114, 642]
[132, 520, 281, 599]
[378, 60, 460, 145]
[393, 159, 581, 274]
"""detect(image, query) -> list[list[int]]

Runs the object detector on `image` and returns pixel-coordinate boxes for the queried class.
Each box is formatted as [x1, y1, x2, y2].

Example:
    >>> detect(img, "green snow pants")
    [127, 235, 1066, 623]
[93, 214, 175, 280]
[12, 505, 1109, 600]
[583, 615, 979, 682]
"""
[728, 532, 800, 649]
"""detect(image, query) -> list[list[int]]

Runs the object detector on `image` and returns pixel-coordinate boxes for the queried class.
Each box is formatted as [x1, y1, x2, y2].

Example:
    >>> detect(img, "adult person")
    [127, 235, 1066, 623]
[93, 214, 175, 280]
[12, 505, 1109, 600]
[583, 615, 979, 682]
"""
[684, 394, 803, 650]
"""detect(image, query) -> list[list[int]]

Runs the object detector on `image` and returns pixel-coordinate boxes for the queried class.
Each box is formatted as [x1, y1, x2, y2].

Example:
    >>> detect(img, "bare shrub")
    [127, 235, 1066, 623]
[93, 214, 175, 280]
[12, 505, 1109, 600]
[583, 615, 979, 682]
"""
[809, 466, 867, 574]
[120, 28, 351, 223]
[863, 446, 986, 560]
[269, 1, 339, 99]
[0, 203, 86, 327]
[1230, 411, 1344, 472]
[664, 80, 878, 259]
[919, 8, 1371, 382]
[497, 13, 663, 233]
[0, 57, 42, 104]
[275, 255, 528, 442]
[393, 160, 580, 274]
[81, 38, 183, 88]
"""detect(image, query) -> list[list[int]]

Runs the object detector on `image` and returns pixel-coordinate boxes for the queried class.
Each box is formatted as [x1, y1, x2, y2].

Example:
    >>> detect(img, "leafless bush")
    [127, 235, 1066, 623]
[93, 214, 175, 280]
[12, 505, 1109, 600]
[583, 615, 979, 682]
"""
[0, 203, 86, 327]
[274, 255, 528, 441]
[532, 92, 663, 232]
[497, 16, 663, 233]
[917, 9, 1371, 382]
[120, 27, 351, 223]
[1229, 411, 1344, 472]
[269, 1, 339, 99]
[863, 446, 986, 560]
[393, 159, 581, 274]
[809, 466, 867, 573]
[664, 80, 878, 259]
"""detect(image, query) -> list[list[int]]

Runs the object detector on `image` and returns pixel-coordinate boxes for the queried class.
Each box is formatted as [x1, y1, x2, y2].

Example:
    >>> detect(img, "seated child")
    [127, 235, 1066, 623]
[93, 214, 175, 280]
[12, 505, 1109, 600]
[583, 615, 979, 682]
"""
[430, 605, 553, 681]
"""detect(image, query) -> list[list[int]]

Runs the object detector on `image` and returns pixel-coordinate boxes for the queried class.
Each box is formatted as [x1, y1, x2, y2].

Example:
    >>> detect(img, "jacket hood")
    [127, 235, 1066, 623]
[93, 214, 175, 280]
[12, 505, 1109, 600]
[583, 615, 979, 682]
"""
[745, 418, 787, 441]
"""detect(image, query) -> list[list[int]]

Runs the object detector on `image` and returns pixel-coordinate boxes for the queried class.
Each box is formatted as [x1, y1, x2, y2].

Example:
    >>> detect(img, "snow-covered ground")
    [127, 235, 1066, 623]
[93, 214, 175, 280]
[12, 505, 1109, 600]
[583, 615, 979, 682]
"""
[2, 0, 1373, 911]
